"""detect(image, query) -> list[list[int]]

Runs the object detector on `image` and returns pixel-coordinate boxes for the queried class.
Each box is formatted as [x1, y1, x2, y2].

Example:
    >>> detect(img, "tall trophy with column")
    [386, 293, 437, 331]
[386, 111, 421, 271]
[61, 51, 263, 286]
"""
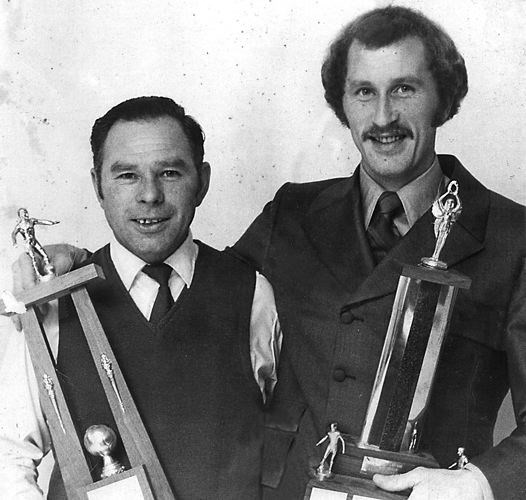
[2, 209, 174, 499]
[305, 181, 471, 500]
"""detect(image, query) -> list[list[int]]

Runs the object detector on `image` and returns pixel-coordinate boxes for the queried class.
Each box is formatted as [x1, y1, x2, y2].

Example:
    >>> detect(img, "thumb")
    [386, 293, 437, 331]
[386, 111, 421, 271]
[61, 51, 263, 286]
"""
[11, 314, 23, 332]
[373, 468, 422, 492]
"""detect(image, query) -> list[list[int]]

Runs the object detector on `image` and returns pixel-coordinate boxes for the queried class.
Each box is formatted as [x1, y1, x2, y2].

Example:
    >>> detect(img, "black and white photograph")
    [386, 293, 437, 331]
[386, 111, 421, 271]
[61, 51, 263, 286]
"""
[1, 1, 525, 499]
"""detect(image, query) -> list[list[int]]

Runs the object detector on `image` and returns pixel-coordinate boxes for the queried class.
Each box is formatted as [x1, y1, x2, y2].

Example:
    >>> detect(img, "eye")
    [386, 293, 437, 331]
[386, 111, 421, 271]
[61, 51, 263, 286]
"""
[355, 87, 374, 99]
[116, 172, 138, 180]
[393, 84, 415, 96]
[161, 169, 181, 178]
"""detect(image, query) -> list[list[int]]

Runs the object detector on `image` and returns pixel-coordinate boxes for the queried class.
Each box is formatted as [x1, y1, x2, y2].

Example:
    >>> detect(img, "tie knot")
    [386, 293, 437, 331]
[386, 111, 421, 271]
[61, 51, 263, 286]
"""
[142, 263, 172, 286]
[376, 191, 403, 217]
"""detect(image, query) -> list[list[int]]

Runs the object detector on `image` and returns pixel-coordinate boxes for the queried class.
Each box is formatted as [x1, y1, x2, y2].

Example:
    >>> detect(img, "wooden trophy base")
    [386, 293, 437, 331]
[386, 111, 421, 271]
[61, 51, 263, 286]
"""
[304, 438, 438, 500]
[334, 437, 438, 478]
[305, 474, 408, 500]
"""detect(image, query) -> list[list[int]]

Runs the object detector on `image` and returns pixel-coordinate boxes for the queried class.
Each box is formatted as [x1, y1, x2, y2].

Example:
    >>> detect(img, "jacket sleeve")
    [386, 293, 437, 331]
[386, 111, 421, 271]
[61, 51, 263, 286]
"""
[470, 257, 526, 500]
[230, 184, 290, 276]
[231, 184, 311, 488]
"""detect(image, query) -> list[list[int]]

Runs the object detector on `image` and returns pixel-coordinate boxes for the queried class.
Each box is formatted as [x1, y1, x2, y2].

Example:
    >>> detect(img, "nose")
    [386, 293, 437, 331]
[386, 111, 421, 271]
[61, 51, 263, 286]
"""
[137, 176, 164, 204]
[373, 95, 398, 127]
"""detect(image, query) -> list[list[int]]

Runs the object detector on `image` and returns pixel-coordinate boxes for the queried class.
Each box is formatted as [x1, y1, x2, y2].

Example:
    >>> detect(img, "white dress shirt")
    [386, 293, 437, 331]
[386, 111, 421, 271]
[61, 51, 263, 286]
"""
[0, 232, 281, 498]
[360, 155, 445, 236]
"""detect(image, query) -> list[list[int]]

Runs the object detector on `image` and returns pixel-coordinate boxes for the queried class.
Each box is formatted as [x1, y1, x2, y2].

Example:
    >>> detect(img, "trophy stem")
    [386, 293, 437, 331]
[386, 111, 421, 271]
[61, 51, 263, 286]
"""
[359, 265, 470, 453]
[101, 454, 126, 478]
[378, 281, 440, 451]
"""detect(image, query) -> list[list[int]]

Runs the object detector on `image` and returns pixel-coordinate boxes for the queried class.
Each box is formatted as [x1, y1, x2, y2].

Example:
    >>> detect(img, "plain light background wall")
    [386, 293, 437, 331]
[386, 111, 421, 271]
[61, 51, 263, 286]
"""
[1, 0, 525, 491]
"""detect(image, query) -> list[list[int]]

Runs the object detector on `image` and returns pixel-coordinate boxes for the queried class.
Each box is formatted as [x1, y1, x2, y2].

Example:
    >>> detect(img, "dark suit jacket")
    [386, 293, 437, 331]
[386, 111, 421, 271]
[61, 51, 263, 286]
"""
[232, 155, 526, 500]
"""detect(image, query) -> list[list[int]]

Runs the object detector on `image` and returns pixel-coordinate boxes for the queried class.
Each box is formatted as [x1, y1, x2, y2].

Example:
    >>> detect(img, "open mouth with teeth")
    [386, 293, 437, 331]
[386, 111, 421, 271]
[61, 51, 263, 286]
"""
[372, 135, 405, 144]
[368, 133, 409, 145]
[133, 217, 169, 227]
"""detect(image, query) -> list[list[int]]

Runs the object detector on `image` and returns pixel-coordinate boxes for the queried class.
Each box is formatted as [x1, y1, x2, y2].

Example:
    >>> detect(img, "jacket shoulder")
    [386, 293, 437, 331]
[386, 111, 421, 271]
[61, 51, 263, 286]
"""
[273, 176, 350, 211]
[196, 240, 257, 277]
[487, 190, 526, 245]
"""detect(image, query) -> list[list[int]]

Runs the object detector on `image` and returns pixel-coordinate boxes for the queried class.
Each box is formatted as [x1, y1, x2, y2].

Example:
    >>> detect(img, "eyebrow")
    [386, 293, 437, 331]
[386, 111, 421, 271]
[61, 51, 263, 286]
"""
[109, 158, 190, 173]
[347, 76, 425, 88]
[391, 76, 425, 86]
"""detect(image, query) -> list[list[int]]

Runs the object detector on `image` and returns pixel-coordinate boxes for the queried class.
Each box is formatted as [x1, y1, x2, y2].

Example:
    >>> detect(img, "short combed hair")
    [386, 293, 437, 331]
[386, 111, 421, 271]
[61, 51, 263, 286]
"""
[90, 96, 205, 197]
[321, 6, 468, 127]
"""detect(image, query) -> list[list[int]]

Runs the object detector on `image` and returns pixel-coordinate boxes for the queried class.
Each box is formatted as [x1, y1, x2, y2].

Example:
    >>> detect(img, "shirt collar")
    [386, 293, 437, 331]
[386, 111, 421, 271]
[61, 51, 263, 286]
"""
[109, 231, 198, 291]
[360, 156, 444, 229]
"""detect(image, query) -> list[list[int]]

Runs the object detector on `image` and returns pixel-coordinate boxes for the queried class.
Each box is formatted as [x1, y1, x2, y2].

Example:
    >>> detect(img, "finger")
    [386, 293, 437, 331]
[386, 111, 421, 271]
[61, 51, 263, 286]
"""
[72, 247, 90, 268]
[45, 244, 85, 275]
[10, 314, 23, 332]
[11, 253, 38, 294]
[373, 468, 424, 492]
[37, 302, 50, 317]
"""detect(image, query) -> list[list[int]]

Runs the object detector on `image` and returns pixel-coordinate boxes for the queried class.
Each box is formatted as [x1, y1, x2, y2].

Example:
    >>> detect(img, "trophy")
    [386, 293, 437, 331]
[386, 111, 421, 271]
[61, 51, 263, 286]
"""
[11, 208, 59, 280]
[305, 181, 471, 500]
[84, 425, 126, 479]
[1, 209, 174, 499]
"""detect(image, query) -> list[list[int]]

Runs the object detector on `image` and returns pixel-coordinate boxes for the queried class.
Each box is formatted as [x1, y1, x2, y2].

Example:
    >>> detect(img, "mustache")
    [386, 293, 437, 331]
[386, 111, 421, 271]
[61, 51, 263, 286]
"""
[362, 123, 413, 141]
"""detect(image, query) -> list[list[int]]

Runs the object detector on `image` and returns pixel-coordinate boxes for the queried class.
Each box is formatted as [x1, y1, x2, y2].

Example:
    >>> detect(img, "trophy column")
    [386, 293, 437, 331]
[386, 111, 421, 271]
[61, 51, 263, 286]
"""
[305, 181, 471, 500]
[1, 265, 175, 500]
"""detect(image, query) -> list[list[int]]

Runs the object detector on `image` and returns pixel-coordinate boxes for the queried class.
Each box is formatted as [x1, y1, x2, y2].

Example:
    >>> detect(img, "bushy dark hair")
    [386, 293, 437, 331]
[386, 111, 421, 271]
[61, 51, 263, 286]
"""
[321, 6, 468, 127]
[90, 96, 205, 197]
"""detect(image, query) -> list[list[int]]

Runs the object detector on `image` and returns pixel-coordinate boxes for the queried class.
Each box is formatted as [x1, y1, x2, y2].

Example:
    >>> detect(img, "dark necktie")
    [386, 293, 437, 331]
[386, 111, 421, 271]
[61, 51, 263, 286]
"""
[366, 191, 403, 264]
[142, 263, 174, 324]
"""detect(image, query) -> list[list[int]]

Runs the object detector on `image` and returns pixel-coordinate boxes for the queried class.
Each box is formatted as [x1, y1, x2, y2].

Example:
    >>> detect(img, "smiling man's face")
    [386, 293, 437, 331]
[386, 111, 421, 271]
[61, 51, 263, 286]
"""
[342, 36, 440, 190]
[92, 116, 209, 264]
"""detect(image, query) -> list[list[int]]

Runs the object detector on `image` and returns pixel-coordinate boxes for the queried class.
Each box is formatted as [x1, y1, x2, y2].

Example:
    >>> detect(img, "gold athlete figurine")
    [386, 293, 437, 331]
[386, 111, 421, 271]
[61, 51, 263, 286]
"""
[422, 180, 462, 269]
[12, 208, 59, 280]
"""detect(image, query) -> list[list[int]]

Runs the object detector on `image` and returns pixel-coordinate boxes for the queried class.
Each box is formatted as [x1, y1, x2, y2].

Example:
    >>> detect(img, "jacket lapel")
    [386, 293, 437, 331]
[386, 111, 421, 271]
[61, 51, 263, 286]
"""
[349, 155, 488, 306]
[302, 170, 375, 295]
[301, 156, 488, 306]
[349, 209, 437, 305]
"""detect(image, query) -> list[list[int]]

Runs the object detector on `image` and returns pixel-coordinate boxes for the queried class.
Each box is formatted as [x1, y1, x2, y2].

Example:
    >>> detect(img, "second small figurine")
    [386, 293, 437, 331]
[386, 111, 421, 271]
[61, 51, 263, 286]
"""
[315, 422, 346, 480]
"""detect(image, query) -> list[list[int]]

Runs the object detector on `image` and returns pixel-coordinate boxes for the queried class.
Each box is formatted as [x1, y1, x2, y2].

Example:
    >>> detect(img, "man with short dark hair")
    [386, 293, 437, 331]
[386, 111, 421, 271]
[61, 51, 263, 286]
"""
[232, 6, 526, 499]
[0, 96, 281, 499]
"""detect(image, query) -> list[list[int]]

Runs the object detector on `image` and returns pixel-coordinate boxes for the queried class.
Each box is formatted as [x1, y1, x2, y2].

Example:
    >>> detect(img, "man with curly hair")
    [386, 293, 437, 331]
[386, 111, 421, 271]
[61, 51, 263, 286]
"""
[233, 6, 526, 500]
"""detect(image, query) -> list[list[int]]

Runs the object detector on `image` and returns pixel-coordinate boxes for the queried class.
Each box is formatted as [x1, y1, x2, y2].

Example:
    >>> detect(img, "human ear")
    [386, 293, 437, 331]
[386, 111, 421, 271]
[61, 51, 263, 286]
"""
[90, 168, 104, 204]
[195, 162, 211, 207]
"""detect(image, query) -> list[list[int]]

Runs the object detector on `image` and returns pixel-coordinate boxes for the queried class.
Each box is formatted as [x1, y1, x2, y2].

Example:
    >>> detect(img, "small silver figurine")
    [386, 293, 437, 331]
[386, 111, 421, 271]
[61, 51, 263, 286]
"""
[448, 446, 469, 470]
[408, 421, 419, 453]
[422, 181, 462, 270]
[12, 208, 59, 281]
[315, 422, 346, 480]
[84, 424, 126, 479]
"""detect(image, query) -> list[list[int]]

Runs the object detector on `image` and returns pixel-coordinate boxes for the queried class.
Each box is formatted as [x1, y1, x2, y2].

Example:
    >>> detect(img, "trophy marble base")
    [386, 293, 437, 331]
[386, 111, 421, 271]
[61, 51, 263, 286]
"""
[305, 474, 408, 500]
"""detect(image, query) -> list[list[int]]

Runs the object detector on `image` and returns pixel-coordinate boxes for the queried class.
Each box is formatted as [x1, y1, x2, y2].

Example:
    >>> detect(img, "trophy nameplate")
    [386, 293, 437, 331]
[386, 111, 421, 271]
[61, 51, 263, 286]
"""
[305, 182, 471, 499]
[2, 210, 174, 499]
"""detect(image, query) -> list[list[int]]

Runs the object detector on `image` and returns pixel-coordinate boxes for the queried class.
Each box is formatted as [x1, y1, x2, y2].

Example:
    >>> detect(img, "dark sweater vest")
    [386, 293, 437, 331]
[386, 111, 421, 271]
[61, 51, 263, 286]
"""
[49, 242, 263, 500]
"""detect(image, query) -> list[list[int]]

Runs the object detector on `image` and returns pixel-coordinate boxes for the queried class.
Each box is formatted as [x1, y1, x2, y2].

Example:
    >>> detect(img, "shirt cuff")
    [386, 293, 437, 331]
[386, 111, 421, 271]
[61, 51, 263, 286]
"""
[465, 463, 495, 500]
[249, 272, 282, 402]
